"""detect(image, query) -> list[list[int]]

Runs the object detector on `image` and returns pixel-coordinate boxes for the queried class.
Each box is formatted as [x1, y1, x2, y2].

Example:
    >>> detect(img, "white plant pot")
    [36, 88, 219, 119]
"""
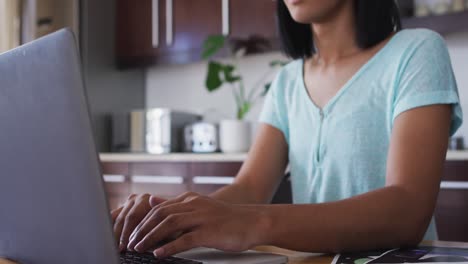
[219, 120, 251, 153]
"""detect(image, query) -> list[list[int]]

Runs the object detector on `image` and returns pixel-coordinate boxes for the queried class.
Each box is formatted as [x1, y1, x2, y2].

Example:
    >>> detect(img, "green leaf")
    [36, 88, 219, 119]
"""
[205, 61, 224, 92]
[237, 102, 251, 120]
[223, 64, 242, 83]
[269, 60, 288, 67]
[263, 83, 271, 96]
[202, 35, 226, 60]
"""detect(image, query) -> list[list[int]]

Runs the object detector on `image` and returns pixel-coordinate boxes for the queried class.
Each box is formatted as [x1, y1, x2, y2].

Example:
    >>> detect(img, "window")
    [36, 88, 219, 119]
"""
[0, 0, 20, 53]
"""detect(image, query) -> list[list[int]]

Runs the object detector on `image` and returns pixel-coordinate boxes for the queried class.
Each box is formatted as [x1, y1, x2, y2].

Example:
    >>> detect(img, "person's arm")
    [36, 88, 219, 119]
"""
[128, 104, 451, 257]
[210, 124, 289, 204]
[259, 104, 451, 252]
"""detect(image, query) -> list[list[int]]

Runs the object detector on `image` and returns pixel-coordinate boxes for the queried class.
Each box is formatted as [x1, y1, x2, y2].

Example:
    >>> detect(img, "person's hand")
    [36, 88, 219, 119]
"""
[111, 193, 167, 251]
[126, 192, 270, 258]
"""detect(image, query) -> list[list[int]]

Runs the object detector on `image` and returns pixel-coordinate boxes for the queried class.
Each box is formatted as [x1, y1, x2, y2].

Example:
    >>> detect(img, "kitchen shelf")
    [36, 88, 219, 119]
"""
[100, 151, 468, 163]
[402, 10, 468, 35]
[100, 152, 248, 163]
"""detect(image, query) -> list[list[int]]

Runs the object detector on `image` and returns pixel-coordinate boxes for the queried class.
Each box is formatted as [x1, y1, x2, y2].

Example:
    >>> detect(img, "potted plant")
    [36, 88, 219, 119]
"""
[202, 35, 286, 153]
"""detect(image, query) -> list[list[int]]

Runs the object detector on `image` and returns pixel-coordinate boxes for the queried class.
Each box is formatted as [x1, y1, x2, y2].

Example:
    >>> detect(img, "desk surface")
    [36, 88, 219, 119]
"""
[1, 241, 467, 264]
[255, 241, 468, 264]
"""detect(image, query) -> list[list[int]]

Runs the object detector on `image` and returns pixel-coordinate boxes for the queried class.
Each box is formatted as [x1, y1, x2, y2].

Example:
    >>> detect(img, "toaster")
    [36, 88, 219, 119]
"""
[184, 122, 218, 153]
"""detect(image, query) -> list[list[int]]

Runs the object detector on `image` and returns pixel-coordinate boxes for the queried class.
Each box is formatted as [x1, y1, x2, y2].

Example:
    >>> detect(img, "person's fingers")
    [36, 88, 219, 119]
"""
[127, 208, 160, 250]
[134, 213, 200, 253]
[113, 199, 135, 251]
[113, 194, 137, 235]
[133, 193, 171, 235]
[111, 206, 123, 223]
[129, 201, 173, 244]
[120, 195, 152, 251]
[129, 193, 196, 242]
[128, 202, 195, 250]
[149, 195, 167, 207]
[153, 232, 201, 258]
[129, 206, 156, 241]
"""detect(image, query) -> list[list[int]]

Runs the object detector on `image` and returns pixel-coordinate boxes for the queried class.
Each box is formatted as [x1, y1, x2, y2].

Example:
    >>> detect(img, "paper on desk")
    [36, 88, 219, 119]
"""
[332, 249, 396, 264]
[332, 247, 468, 264]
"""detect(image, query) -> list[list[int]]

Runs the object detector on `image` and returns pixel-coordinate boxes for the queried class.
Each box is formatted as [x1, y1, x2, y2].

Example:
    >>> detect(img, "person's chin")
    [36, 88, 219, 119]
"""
[293, 12, 336, 25]
[289, 11, 314, 24]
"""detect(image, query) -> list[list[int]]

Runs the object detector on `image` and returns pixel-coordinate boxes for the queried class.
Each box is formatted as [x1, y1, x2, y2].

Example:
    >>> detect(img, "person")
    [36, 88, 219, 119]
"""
[111, 0, 463, 258]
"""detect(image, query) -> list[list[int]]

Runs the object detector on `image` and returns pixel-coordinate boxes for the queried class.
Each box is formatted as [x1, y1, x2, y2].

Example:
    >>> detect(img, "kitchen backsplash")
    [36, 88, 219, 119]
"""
[146, 31, 468, 139]
[146, 51, 285, 122]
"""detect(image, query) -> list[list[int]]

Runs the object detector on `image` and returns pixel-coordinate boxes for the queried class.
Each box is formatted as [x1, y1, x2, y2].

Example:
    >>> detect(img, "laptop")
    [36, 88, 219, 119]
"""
[0, 29, 288, 264]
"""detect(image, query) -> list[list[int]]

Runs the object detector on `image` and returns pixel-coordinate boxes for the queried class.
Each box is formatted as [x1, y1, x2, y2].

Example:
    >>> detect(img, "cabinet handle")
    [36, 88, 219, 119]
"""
[193, 176, 234, 185]
[222, 0, 229, 35]
[440, 181, 468, 190]
[103, 174, 126, 183]
[132, 175, 184, 184]
[152, 0, 159, 47]
[166, 0, 173, 46]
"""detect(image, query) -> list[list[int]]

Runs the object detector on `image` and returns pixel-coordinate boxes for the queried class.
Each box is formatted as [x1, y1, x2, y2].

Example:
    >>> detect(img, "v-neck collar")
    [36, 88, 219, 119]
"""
[299, 31, 401, 116]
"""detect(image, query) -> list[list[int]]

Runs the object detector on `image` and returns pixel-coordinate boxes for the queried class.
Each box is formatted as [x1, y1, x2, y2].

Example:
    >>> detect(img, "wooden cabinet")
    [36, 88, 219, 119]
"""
[190, 162, 242, 195]
[130, 162, 190, 198]
[116, 0, 224, 67]
[116, 0, 155, 66]
[101, 160, 242, 209]
[229, 0, 277, 40]
[102, 159, 468, 242]
[435, 161, 468, 242]
[116, 0, 278, 68]
[164, 0, 222, 64]
[101, 162, 131, 210]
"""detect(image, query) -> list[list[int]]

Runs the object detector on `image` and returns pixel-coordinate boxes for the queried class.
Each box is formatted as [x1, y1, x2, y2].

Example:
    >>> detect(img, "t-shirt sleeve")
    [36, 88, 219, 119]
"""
[259, 68, 290, 141]
[393, 31, 463, 136]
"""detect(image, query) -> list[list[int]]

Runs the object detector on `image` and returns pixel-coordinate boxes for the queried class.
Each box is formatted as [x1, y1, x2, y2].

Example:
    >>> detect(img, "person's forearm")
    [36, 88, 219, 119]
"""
[210, 183, 267, 204]
[253, 186, 431, 253]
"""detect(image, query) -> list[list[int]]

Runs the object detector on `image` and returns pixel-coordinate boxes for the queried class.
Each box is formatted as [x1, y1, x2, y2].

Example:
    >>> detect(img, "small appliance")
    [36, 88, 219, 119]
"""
[112, 109, 201, 153]
[184, 122, 218, 153]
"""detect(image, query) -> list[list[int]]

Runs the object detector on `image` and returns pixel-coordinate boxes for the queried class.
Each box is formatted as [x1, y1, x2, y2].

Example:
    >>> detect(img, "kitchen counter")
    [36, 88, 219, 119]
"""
[100, 152, 248, 162]
[446, 150, 468, 160]
[100, 150, 468, 163]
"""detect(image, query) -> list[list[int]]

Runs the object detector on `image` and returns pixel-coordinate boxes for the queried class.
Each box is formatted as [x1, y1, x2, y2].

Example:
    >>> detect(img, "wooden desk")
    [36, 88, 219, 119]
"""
[0, 260, 16, 264]
[1, 241, 467, 264]
[255, 241, 468, 264]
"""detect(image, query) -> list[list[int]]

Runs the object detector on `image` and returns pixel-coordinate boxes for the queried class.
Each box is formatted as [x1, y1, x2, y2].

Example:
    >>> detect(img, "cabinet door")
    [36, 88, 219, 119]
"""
[130, 162, 191, 199]
[117, 0, 223, 66]
[435, 161, 468, 242]
[116, 0, 151, 59]
[435, 189, 468, 242]
[101, 162, 131, 210]
[229, 0, 277, 39]
[159, 0, 223, 63]
[190, 162, 242, 195]
[116, 0, 161, 67]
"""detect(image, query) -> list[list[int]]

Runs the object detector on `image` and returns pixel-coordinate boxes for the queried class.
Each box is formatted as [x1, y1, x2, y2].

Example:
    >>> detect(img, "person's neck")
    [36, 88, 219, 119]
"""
[311, 6, 360, 65]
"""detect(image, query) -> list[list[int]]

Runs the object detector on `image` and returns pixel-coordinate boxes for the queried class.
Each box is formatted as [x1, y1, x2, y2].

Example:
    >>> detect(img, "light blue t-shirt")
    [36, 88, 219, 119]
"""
[259, 29, 463, 240]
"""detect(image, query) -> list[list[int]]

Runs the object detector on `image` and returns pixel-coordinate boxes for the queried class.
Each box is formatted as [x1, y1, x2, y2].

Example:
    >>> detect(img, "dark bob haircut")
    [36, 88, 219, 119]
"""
[277, 0, 402, 59]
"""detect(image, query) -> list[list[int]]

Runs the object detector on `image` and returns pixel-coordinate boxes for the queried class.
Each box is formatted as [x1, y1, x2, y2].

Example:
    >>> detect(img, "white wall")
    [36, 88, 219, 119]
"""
[81, 0, 145, 151]
[146, 33, 468, 139]
[146, 52, 286, 122]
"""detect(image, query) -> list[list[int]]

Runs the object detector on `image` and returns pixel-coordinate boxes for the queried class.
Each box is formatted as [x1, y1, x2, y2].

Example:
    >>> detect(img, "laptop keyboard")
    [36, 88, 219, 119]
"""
[120, 251, 202, 264]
